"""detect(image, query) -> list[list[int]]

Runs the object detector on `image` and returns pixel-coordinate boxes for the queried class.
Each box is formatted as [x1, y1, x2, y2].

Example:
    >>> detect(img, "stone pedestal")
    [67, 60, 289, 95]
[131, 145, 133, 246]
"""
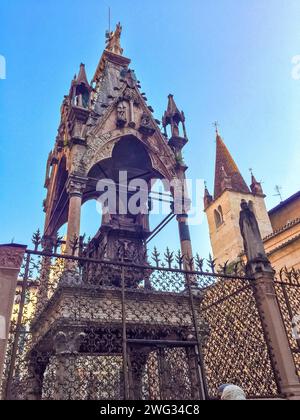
[0, 244, 26, 390]
[252, 263, 300, 400]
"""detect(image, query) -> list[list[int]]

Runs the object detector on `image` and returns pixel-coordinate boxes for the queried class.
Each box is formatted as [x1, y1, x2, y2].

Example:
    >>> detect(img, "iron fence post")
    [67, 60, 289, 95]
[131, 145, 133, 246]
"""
[185, 272, 208, 400]
[121, 265, 130, 400]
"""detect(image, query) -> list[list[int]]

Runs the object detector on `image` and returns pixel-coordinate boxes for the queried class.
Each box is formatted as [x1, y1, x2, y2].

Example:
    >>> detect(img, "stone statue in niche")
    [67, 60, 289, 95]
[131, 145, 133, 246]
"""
[239, 199, 268, 263]
[139, 113, 155, 136]
[116, 101, 127, 128]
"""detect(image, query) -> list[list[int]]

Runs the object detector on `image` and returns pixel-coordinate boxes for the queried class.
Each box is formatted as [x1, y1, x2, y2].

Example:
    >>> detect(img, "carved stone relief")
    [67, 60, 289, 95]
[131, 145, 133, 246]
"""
[0, 246, 26, 270]
[116, 101, 127, 128]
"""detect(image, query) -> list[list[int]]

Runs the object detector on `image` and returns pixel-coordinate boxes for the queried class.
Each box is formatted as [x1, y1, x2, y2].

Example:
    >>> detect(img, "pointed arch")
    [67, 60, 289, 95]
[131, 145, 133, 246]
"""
[214, 208, 223, 229]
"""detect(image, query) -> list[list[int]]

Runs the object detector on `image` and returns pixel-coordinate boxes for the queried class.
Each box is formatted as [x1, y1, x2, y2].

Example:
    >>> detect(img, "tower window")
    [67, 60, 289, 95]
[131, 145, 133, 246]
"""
[218, 205, 223, 221]
[214, 207, 223, 228]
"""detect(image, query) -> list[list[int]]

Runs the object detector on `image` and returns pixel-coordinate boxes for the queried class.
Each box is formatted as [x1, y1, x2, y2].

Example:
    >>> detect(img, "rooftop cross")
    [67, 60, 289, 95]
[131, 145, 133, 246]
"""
[213, 121, 220, 135]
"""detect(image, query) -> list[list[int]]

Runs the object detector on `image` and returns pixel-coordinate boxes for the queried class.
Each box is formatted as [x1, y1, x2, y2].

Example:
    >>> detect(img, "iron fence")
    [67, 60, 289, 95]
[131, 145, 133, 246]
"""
[1, 242, 291, 400]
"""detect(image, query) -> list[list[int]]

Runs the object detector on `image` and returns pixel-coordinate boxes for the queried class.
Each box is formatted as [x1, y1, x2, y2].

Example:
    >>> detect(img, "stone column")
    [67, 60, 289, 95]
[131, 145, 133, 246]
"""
[25, 356, 48, 400]
[239, 200, 300, 399]
[177, 214, 193, 269]
[252, 260, 300, 400]
[0, 244, 26, 390]
[65, 175, 87, 256]
[173, 168, 193, 271]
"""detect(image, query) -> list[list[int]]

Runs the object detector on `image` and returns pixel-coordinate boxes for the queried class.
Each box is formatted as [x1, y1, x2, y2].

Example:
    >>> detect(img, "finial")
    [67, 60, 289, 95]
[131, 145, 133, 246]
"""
[204, 182, 213, 209]
[250, 169, 264, 196]
[249, 168, 256, 183]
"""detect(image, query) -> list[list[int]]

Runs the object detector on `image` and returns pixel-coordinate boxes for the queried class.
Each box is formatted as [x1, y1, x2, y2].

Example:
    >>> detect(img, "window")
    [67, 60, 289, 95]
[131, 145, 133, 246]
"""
[218, 205, 223, 221]
[214, 208, 223, 228]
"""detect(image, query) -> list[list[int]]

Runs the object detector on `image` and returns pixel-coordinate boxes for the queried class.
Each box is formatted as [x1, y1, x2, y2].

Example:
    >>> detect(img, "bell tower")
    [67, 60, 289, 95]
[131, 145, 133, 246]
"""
[204, 128, 273, 265]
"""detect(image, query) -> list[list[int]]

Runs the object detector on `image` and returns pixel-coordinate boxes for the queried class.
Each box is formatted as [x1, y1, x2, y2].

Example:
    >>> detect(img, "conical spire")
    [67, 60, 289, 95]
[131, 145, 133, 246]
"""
[76, 63, 90, 87]
[162, 94, 187, 139]
[163, 95, 184, 125]
[214, 131, 250, 199]
[69, 63, 91, 108]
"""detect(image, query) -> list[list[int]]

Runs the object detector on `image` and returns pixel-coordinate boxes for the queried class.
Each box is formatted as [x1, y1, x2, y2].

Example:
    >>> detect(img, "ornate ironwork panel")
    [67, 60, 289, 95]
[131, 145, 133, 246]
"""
[200, 277, 280, 399]
[274, 268, 300, 380]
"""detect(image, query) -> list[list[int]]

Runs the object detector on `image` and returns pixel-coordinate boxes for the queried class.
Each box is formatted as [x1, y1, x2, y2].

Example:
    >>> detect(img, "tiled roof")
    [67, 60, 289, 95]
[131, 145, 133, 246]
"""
[214, 134, 250, 199]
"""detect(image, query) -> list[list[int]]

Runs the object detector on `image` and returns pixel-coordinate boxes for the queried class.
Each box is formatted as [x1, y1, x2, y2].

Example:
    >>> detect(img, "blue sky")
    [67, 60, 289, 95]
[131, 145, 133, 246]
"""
[0, 0, 300, 258]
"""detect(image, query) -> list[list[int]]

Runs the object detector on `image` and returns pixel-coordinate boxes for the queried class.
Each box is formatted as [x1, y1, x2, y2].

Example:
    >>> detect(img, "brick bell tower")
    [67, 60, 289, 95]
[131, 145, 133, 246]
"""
[204, 127, 273, 266]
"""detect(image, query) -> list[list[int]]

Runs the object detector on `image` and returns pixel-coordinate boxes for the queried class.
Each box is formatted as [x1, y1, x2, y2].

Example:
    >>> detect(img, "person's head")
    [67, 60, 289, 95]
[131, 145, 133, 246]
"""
[219, 384, 246, 400]
[218, 384, 231, 399]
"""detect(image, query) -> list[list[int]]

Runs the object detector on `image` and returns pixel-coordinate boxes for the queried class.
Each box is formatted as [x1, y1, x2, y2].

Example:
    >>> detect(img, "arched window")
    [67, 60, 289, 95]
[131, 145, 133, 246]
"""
[218, 205, 224, 221]
[214, 209, 223, 228]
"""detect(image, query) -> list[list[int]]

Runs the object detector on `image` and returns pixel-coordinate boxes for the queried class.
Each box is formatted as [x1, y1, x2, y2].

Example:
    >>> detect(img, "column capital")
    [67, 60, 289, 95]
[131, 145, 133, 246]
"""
[0, 244, 27, 271]
[66, 175, 87, 197]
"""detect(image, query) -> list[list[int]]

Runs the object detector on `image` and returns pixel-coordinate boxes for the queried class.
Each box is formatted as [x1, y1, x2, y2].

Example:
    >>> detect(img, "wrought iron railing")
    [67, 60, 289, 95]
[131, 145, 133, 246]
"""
[2, 234, 294, 400]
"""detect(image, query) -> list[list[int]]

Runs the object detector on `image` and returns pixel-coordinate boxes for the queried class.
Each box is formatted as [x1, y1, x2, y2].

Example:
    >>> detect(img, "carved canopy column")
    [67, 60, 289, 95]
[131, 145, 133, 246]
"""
[65, 175, 87, 256]
[173, 167, 193, 270]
